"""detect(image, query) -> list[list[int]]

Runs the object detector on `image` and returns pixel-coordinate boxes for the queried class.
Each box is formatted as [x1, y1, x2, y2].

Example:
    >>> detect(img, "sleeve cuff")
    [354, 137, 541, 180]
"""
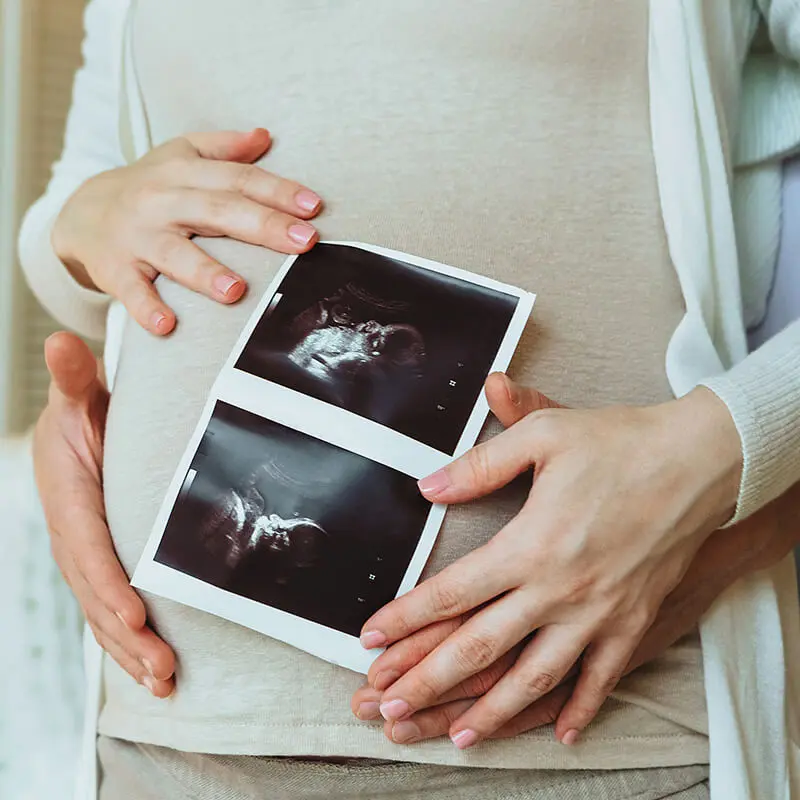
[18, 204, 110, 341]
[699, 320, 800, 524]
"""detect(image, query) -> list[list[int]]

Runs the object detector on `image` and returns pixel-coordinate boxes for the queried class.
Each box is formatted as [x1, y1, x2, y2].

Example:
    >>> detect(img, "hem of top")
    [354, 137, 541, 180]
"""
[97, 716, 709, 771]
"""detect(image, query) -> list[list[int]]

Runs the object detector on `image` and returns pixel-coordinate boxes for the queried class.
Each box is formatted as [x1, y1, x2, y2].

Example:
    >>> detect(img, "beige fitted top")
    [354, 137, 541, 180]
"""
[100, 0, 708, 770]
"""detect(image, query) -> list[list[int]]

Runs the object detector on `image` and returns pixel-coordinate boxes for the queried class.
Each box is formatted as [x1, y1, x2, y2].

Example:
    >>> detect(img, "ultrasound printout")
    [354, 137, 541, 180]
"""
[133, 242, 535, 672]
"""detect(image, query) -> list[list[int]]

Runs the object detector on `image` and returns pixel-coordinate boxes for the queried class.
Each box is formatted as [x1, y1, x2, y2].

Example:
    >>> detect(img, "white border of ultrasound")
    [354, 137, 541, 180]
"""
[133, 242, 535, 674]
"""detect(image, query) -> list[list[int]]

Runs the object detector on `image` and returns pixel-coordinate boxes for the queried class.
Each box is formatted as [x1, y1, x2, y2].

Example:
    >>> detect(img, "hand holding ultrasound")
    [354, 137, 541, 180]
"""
[133, 242, 534, 672]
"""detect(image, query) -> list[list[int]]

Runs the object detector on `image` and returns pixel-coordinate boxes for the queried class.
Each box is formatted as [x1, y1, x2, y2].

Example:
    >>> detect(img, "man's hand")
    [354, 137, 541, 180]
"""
[351, 374, 799, 746]
[33, 332, 175, 696]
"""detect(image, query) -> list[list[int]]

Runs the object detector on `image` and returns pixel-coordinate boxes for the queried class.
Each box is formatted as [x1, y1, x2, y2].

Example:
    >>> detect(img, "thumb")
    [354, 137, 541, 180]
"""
[182, 127, 272, 163]
[485, 372, 564, 428]
[44, 332, 105, 405]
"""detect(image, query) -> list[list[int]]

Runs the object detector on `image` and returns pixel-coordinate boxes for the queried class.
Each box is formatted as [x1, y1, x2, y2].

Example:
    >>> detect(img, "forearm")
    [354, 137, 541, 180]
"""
[17, 0, 128, 340]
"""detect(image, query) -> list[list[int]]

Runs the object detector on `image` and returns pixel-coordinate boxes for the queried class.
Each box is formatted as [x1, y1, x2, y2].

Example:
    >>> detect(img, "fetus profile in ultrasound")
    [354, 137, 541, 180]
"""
[155, 402, 431, 635]
[236, 244, 520, 453]
[198, 475, 330, 579]
[285, 282, 427, 403]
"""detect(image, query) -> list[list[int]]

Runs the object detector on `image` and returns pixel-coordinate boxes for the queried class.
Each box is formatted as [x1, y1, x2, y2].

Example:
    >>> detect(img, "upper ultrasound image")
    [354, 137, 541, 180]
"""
[236, 244, 519, 453]
[155, 402, 431, 636]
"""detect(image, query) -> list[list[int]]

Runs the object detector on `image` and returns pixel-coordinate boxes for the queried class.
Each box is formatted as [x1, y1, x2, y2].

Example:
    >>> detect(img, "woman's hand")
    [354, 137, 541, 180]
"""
[352, 461, 799, 745]
[52, 128, 322, 335]
[354, 524, 790, 744]
[33, 332, 175, 697]
[358, 375, 743, 749]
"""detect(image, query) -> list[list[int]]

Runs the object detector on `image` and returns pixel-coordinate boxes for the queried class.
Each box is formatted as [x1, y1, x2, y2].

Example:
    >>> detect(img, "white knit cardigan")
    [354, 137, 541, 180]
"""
[17, 1, 800, 798]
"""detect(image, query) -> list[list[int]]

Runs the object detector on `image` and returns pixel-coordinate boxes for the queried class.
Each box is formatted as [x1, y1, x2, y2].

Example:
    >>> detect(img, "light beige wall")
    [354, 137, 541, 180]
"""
[6, 0, 88, 432]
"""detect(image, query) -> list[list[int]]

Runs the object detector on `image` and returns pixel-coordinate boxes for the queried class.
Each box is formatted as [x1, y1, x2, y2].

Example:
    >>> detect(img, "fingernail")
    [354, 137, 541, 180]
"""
[142, 675, 157, 694]
[392, 720, 422, 744]
[151, 312, 169, 334]
[380, 698, 411, 721]
[360, 630, 387, 649]
[142, 658, 156, 678]
[214, 274, 242, 298]
[451, 728, 478, 750]
[561, 729, 580, 746]
[417, 469, 450, 497]
[374, 669, 401, 691]
[288, 222, 316, 246]
[115, 611, 129, 629]
[504, 374, 522, 406]
[356, 701, 381, 720]
[295, 189, 322, 212]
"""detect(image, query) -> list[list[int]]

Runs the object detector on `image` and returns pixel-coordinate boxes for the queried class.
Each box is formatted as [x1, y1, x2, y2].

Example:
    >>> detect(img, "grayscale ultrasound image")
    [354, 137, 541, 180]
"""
[154, 402, 432, 636]
[235, 244, 519, 453]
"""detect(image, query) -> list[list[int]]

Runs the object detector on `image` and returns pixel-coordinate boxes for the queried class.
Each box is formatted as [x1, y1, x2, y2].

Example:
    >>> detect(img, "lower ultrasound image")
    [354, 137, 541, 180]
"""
[235, 244, 519, 454]
[154, 402, 432, 636]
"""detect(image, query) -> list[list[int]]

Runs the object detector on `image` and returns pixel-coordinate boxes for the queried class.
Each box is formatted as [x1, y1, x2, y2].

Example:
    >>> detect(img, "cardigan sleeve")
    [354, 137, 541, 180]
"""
[700, 320, 800, 524]
[17, 0, 128, 341]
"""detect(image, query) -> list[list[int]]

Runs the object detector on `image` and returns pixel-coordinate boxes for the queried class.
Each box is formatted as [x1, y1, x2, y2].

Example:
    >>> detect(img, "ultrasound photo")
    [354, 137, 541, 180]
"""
[235, 243, 520, 453]
[154, 401, 432, 636]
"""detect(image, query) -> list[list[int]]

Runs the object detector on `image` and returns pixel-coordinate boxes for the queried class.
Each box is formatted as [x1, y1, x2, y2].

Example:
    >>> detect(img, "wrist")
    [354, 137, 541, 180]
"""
[51, 186, 99, 292]
[668, 386, 743, 529]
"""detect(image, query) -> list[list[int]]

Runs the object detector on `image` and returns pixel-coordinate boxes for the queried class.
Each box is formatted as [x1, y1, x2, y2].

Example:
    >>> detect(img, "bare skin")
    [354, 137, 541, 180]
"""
[52, 128, 324, 334]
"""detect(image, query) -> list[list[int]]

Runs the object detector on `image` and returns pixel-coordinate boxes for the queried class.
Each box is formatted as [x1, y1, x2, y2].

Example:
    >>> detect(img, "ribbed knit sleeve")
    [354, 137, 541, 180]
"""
[701, 320, 800, 523]
[17, 0, 128, 341]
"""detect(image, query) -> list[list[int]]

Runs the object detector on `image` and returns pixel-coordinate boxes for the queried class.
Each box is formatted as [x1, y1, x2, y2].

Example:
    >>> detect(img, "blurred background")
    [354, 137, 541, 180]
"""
[1, 1, 88, 798]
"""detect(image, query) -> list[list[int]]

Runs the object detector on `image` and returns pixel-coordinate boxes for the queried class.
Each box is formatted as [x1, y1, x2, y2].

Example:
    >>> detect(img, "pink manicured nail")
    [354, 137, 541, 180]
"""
[360, 630, 387, 649]
[151, 312, 169, 333]
[295, 189, 322, 212]
[392, 720, 422, 744]
[561, 729, 580, 746]
[115, 611, 129, 629]
[417, 469, 450, 497]
[356, 701, 381, 720]
[451, 729, 478, 750]
[374, 669, 401, 691]
[142, 675, 156, 694]
[214, 274, 241, 298]
[142, 658, 156, 678]
[288, 223, 316, 246]
[379, 699, 411, 721]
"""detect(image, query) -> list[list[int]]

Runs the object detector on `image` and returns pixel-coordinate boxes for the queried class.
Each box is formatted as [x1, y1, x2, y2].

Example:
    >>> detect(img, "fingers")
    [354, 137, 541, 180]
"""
[361, 540, 519, 647]
[446, 625, 587, 747]
[489, 682, 574, 739]
[416, 416, 543, 503]
[180, 128, 272, 163]
[90, 622, 175, 698]
[374, 593, 532, 723]
[54, 540, 176, 697]
[145, 235, 246, 304]
[485, 373, 564, 429]
[44, 333, 104, 403]
[61, 505, 148, 630]
[113, 269, 177, 335]
[384, 700, 475, 744]
[190, 160, 322, 220]
[554, 636, 635, 745]
[367, 618, 462, 691]
[170, 189, 319, 254]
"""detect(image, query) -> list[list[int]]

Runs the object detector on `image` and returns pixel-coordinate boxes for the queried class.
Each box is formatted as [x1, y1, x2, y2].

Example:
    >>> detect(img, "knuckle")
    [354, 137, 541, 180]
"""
[454, 631, 498, 673]
[594, 671, 623, 697]
[465, 443, 494, 486]
[429, 579, 466, 618]
[466, 664, 504, 697]
[231, 163, 260, 195]
[519, 668, 559, 699]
